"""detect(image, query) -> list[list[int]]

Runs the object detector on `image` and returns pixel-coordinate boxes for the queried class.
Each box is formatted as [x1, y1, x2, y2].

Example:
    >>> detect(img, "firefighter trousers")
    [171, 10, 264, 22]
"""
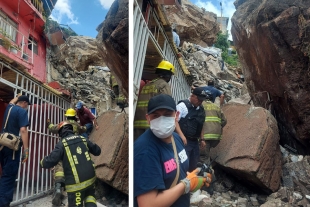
[54, 161, 65, 184]
[67, 185, 97, 207]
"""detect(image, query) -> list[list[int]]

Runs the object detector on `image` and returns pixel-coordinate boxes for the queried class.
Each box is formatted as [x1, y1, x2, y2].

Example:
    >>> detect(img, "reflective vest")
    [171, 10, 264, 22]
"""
[202, 101, 227, 140]
[111, 75, 118, 88]
[134, 78, 171, 129]
[48, 120, 86, 135]
[61, 135, 96, 192]
[178, 100, 205, 140]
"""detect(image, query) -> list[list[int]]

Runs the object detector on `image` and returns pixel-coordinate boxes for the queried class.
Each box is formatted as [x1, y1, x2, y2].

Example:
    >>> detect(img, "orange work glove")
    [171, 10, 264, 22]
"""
[22, 148, 29, 163]
[180, 168, 212, 194]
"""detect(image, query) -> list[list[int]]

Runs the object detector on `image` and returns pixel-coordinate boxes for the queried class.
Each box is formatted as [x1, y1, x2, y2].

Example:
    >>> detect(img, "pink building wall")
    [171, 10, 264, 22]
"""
[0, 1, 47, 83]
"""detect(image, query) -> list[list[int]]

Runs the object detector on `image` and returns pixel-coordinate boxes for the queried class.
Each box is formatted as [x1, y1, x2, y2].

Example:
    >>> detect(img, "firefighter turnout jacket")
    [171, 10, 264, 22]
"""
[202, 100, 227, 140]
[134, 78, 172, 129]
[40, 134, 101, 192]
[48, 120, 86, 135]
[178, 99, 205, 140]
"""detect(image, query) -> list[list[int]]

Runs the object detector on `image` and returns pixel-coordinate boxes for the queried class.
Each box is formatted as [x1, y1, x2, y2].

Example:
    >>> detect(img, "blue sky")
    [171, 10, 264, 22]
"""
[50, 0, 113, 38]
[190, 0, 236, 40]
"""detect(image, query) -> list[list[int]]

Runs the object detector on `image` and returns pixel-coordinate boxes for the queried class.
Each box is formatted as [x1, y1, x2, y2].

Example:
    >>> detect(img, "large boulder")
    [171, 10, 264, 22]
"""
[50, 36, 105, 72]
[211, 103, 282, 193]
[96, 0, 128, 97]
[91, 110, 128, 194]
[231, 0, 310, 154]
[164, 0, 220, 46]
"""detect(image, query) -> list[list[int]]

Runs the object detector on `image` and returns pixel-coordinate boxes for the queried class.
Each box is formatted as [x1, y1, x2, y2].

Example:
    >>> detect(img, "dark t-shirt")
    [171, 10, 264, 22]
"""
[202, 86, 222, 103]
[76, 107, 95, 126]
[134, 129, 190, 207]
[1, 104, 29, 136]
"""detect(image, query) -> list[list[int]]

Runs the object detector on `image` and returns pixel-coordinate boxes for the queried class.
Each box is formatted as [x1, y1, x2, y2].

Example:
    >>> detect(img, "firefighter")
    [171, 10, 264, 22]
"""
[41, 122, 101, 207]
[200, 90, 227, 164]
[134, 60, 175, 140]
[47, 108, 87, 206]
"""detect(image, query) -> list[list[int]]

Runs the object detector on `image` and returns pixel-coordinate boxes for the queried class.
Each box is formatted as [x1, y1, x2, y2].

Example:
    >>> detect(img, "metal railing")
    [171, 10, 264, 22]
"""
[133, 0, 191, 115]
[0, 61, 70, 206]
[0, 16, 35, 64]
[30, 0, 44, 15]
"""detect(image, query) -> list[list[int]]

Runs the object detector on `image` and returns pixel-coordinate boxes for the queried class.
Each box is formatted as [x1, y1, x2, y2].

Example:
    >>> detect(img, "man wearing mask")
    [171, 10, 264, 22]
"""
[134, 60, 175, 140]
[75, 101, 99, 138]
[134, 94, 212, 207]
[175, 87, 207, 172]
[0, 94, 31, 207]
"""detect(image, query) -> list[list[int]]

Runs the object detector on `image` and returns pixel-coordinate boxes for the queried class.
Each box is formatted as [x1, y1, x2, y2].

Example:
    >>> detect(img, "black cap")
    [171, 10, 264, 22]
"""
[192, 87, 207, 101]
[147, 94, 176, 114]
[17, 95, 32, 105]
[208, 80, 214, 86]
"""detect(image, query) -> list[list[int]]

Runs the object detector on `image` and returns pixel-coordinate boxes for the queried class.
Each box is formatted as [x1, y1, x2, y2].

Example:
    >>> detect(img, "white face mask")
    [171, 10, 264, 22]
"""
[150, 116, 176, 139]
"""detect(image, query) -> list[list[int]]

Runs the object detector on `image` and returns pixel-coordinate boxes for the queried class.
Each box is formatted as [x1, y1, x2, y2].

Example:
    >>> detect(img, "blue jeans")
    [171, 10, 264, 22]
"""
[0, 147, 21, 206]
[81, 123, 93, 139]
[184, 139, 200, 172]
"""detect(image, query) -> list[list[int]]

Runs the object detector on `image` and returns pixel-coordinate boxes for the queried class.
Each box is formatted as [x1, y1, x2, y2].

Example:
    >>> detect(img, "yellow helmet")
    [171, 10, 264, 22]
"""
[65, 108, 76, 117]
[156, 60, 175, 74]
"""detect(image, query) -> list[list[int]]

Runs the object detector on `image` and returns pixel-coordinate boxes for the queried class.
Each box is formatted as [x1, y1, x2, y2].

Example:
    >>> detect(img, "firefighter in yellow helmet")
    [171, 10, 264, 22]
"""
[41, 122, 101, 207]
[46, 108, 87, 206]
[134, 60, 175, 139]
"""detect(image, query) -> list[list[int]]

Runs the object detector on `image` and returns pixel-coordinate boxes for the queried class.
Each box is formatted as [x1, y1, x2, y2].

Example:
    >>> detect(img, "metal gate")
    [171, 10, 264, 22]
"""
[0, 61, 70, 206]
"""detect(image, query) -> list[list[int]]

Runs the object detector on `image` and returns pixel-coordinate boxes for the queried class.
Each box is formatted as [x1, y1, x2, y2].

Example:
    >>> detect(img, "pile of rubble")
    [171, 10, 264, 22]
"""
[180, 42, 246, 103]
[57, 66, 115, 115]
[47, 36, 118, 116]
[192, 146, 310, 207]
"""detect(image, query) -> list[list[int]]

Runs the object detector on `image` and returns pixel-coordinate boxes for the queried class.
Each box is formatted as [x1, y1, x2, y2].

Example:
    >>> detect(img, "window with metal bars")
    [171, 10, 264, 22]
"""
[0, 10, 17, 42]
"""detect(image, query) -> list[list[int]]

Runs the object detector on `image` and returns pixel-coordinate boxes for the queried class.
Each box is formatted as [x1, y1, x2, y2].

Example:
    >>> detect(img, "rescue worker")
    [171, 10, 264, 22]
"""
[47, 108, 87, 206]
[111, 75, 119, 97]
[134, 60, 175, 140]
[175, 87, 207, 171]
[201, 80, 225, 107]
[111, 75, 128, 112]
[200, 91, 227, 164]
[40, 122, 101, 207]
[76, 101, 99, 138]
[200, 90, 227, 195]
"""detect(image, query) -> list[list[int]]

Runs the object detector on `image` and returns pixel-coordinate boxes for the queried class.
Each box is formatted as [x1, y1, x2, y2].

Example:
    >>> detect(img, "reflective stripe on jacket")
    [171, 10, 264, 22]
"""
[202, 101, 227, 140]
[40, 134, 101, 192]
[134, 78, 171, 129]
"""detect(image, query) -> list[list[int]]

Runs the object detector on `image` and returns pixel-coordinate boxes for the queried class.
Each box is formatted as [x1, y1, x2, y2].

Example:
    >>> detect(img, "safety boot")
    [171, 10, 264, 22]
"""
[52, 182, 62, 206]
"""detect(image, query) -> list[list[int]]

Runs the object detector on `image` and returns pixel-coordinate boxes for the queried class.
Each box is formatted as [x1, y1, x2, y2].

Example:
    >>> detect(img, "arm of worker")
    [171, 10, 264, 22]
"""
[175, 102, 188, 146]
[137, 185, 185, 207]
[87, 139, 101, 156]
[200, 126, 206, 148]
[93, 119, 99, 131]
[20, 126, 29, 149]
[40, 142, 64, 168]
[221, 111, 227, 128]
[175, 122, 187, 146]
[219, 94, 225, 107]
[9, 93, 22, 104]
[47, 122, 59, 134]
[85, 108, 99, 130]
[78, 125, 87, 134]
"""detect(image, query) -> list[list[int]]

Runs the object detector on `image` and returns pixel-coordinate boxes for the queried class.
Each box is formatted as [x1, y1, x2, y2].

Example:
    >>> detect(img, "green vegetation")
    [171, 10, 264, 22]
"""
[214, 32, 239, 67]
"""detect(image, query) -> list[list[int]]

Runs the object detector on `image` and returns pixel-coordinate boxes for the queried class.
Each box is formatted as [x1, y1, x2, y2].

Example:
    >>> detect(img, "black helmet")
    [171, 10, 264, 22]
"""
[205, 90, 213, 101]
